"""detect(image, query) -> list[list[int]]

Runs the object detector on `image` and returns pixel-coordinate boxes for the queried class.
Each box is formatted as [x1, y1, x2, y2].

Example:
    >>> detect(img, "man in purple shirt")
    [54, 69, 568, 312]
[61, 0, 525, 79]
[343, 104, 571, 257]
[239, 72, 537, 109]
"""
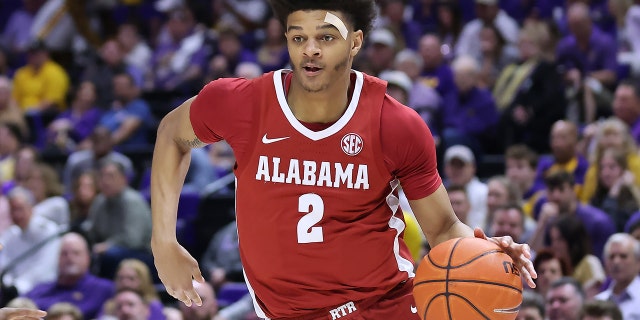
[556, 2, 618, 91]
[26, 232, 114, 319]
[612, 79, 640, 144]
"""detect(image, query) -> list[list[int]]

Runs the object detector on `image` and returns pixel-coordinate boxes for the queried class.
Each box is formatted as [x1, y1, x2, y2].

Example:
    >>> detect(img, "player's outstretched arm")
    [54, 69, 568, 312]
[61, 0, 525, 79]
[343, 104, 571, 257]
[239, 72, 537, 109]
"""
[409, 185, 537, 288]
[0, 308, 46, 320]
[150, 97, 206, 307]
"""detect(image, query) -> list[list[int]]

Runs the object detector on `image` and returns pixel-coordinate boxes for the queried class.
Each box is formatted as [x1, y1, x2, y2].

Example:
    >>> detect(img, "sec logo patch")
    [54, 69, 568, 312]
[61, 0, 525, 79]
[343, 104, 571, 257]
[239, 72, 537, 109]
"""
[341, 133, 363, 156]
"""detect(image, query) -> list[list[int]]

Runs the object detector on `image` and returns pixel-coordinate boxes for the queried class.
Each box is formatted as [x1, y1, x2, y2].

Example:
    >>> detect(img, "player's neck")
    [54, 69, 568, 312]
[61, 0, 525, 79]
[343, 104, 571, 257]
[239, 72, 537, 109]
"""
[287, 74, 351, 123]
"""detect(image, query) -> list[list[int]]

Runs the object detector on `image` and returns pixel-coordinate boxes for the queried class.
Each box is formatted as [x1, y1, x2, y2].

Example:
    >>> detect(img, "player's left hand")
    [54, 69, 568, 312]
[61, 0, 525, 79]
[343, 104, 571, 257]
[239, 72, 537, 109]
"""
[474, 228, 537, 288]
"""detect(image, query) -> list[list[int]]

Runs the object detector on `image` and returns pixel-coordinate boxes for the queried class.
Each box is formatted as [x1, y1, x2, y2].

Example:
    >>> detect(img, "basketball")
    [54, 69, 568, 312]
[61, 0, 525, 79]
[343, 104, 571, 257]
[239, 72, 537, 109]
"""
[413, 237, 523, 320]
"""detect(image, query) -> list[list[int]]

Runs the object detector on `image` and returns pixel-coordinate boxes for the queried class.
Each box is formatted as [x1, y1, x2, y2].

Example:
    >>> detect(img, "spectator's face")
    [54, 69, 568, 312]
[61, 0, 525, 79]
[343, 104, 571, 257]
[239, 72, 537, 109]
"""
[116, 266, 142, 291]
[487, 180, 509, 214]
[265, 18, 285, 43]
[598, 153, 623, 189]
[383, 1, 405, 23]
[475, 4, 498, 22]
[490, 208, 523, 242]
[518, 34, 540, 60]
[448, 190, 470, 223]
[386, 85, 408, 105]
[437, 6, 453, 28]
[418, 36, 442, 69]
[219, 34, 242, 59]
[598, 129, 625, 150]
[91, 128, 113, 158]
[550, 123, 577, 163]
[8, 195, 32, 229]
[0, 80, 10, 108]
[58, 235, 91, 278]
[479, 27, 499, 53]
[115, 291, 149, 320]
[366, 43, 395, 73]
[26, 50, 47, 67]
[536, 258, 564, 297]
[75, 81, 96, 106]
[516, 306, 544, 320]
[179, 282, 218, 320]
[568, 9, 592, 41]
[395, 58, 420, 80]
[14, 148, 37, 184]
[505, 158, 536, 190]
[604, 239, 640, 284]
[0, 125, 18, 155]
[98, 164, 128, 198]
[546, 183, 575, 213]
[75, 173, 97, 206]
[444, 159, 475, 186]
[453, 68, 476, 93]
[546, 284, 583, 320]
[632, 228, 640, 241]
[612, 85, 640, 124]
[549, 227, 570, 263]
[113, 75, 135, 102]
[25, 168, 46, 202]
[167, 10, 193, 41]
[117, 24, 139, 51]
[101, 41, 123, 66]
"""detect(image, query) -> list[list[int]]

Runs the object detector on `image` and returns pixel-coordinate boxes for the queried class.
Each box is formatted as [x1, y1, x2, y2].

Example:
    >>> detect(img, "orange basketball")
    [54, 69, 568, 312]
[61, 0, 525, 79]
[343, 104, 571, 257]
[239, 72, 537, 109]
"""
[413, 237, 523, 320]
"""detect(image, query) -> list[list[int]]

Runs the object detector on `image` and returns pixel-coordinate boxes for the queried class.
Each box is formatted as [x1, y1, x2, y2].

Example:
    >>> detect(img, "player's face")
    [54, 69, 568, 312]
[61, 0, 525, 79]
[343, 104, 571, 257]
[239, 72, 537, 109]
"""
[285, 10, 363, 93]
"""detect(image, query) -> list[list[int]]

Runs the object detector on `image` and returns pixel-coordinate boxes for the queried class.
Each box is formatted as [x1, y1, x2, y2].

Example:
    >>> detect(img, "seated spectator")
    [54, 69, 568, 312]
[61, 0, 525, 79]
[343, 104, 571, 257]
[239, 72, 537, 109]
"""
[24, 163, 69, 227]
[376, 0, 422, 50]
[0, 187, 60, 296]
[26, 232, 114, 319]
[626, 212, 640, 240]
[489, 204, 526, 244]
[0, 122, 23, 185]
[446, 185, 471, 226]
[47, 81, 102, 153]
[62, 126, 133, 194]
[0, 0, 43, 64]
[45, 302, 82, 320]
[531, 171, 615, 261]
[116, 23, 152, 84]
[379, 70, 412, 105]
[441, 55, 498, 158]
[8, 145, 39, 189]
[495, 22, 566, 153]
[611, 79, 640, 145]
[432, 1, 463, 61]
[68, 170, 97, 231]
[579, 300, 623, 320]
[545, 277, 585, 320]
[201, 221, 243, 289]
[11, 40, 69, 113]
[418, 34, 456, 110]
[533, 120, 589, 194]
[476, 22, 518, 89]
[212, 293, 258, 320]
[547, 215, 606, 299]
[485, 176, 521, 221]
[623, 0, 640, 76]
[100, 259, 165, 320]
[594, 233, 640, 320]
[533, 249, 570, 301]
[505, 145, 543, 217]
[364, 28, 398, 76]
[256, 17, 288, 72]
[0, 77, 28, 139]
[84, 159, 152, 279]
[99, 72, 154, 150]
[112, 289, 150, 320]
[517, 290, 545, 320]
[443, 145, 488, 229]
[589, 147, 640, 232]
[610, 0, 640, 79]
[179, 280, 218, 320]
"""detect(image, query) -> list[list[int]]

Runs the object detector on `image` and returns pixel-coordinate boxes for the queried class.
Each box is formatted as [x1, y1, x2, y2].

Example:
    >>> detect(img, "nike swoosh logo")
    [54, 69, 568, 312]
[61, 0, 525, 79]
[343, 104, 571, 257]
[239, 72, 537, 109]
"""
[410, 305, 417, 314]
[262, 134, 290, 144]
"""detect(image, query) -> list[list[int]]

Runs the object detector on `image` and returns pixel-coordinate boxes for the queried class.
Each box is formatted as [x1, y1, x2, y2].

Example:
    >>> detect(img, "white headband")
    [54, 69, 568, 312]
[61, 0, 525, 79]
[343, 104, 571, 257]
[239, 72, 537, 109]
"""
[324, 12, 348, 40]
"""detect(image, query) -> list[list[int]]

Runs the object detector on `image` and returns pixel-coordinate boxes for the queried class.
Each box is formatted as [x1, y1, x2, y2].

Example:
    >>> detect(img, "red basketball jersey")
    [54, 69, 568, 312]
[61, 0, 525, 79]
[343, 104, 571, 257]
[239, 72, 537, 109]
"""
[191, 70, 423, 319]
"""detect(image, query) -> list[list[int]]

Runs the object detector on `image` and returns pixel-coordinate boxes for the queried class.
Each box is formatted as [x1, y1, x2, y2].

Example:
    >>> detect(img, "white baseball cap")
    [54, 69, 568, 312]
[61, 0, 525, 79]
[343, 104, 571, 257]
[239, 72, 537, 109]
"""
[379, 70, 412, 93]
[369, 28, 396, 48]
[444, 145, 475, 164]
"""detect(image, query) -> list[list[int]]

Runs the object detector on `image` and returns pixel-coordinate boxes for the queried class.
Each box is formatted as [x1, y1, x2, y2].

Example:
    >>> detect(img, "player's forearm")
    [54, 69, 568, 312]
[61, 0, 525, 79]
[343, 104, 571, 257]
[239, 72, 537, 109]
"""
[431, 220, 474, 247]
[150, 115, 193, 245]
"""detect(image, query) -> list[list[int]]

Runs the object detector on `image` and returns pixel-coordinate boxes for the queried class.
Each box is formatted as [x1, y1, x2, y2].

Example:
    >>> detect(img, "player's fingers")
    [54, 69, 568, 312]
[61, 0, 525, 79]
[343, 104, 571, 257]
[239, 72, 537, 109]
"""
[185, 288, 203, 307]
[520, 253, 537, 279]
[519, 262, 536, 289]
[174, 290, 192, 307]
[193, 267, 205, 283]
[473, 227, 487, 240]
[500, 235, 513, 247]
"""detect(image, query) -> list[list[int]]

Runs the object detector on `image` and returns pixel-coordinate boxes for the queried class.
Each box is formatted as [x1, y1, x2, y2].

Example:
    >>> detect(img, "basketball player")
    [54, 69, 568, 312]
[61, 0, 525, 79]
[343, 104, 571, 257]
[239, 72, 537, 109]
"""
[150, 1, 537, 319]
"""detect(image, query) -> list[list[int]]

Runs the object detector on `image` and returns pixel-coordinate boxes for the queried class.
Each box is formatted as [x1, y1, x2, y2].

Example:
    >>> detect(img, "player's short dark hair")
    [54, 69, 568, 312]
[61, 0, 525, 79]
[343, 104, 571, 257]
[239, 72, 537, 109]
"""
[579, 300, 623, 320]
[268, 0, 377, 36]
[505, 144, 538, 168]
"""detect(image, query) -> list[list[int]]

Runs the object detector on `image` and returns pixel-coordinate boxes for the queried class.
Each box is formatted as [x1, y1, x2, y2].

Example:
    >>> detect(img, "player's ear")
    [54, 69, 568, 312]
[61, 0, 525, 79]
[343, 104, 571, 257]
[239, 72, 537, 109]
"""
[351, 30, 364, 57]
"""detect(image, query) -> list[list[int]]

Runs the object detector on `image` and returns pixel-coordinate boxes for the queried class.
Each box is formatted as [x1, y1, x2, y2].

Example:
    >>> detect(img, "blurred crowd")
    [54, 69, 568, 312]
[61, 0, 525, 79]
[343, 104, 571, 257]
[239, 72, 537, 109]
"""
[0, 0, 640, 319]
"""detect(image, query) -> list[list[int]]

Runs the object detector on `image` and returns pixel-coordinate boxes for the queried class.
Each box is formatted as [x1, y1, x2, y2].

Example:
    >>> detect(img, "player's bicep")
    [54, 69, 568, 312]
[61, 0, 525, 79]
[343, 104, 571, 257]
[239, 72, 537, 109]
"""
[158, 97, 206, 152]
[409, 184, 459, 246]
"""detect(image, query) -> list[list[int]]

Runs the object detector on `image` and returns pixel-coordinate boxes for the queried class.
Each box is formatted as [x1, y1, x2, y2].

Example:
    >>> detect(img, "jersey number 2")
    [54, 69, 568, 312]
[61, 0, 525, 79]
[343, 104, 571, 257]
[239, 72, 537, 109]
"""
[297, 193, 324, 243]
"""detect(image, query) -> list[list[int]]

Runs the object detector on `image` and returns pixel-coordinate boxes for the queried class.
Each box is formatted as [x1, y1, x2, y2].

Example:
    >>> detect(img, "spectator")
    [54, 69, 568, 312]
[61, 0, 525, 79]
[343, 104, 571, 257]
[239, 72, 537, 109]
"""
[256, 17, 289, 72]
[24, 163, 69, 228]
[0, 0, 44, 64]
[379, 70, 413, 105]
[26, 232, 114, 319]
[113, 289, 149, 320]
[443, 145, 488, 229]
[485, 176, 521, 221]
[47, 81, 102, 153]
[446, 185, 471, 228]
[442, 55, 498, 158]
[0, 77, 28, 139]
[476, 23, 518, 89]
[516, 290, 545, 320]
[489, 204, 525, 243]
[4, 145, 38, 191]
[178, 280, 218, 320]
[531, 171, 615, 261]
[62, 126, 134, 194]
[364, 28, 397, 76]
[0, 122, 22, 185]
[85, 159, 152, 279]
[434, 1, 463, 61]
[210, 0, 270, 35]
[495, 22, 566, 153]
[455, 0, 519, 59]
[206, 27, 258, 80]
[594, 233, 640, 320]
[100, 259, 165, 320]
[200, 221, 243, 288]
[625, 0, 640, 76]
[418, 34, 456, 101]
[579, 300, 623, 320]
[0, 187, 60, 295]
[626, 212, 640, 240]
[611, 79, 640, 144]
[99, 72, 154, 150]
[116, 23, 153, 84]
[505, 145, 542, 217]
[546, 277, 585, 320]
[589, 147, 640, 232]
[11, 40, 69, 113]
[533, 120, 589, 194]
[376, 0, 422, 50]
[45, 302, 82, 320]
[533, 249, 570, 299]
[67, 170, 97, 230]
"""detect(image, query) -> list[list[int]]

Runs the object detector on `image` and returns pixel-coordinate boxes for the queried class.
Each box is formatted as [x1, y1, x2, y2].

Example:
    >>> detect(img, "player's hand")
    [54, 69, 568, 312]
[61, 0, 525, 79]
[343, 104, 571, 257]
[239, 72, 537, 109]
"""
[0, 307, 47, 320]
[473, 228, 537, 289]
[152, 240, 205, 307]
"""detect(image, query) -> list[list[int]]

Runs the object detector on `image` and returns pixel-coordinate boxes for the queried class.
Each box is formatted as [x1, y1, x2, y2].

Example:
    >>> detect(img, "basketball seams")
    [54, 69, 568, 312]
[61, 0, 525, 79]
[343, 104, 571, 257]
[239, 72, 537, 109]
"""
[427, 249, 505, 269]
[413, 279, 522, 293]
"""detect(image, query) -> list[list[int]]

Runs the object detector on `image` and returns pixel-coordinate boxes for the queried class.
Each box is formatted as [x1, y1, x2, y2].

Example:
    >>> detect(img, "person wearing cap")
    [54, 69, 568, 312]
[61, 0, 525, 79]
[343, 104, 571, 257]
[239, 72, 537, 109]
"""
[455, 0, 519, 60]
[379, 70, 412, 105]
[365, 28, 397, 76]
[417, 34, 456, 117]
[443, 145, 489, 229]
[11, 39, 69, 113]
